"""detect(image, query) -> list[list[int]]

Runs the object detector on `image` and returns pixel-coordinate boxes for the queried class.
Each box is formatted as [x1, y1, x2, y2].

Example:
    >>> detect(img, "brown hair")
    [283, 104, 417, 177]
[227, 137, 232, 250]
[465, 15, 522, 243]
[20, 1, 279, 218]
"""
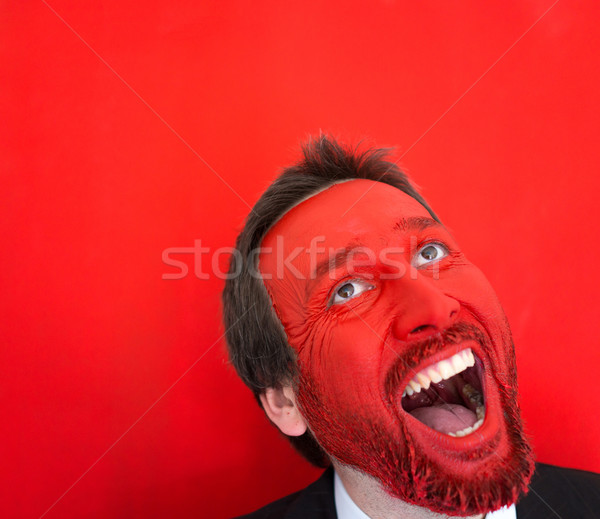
[222, 135, 437, 465]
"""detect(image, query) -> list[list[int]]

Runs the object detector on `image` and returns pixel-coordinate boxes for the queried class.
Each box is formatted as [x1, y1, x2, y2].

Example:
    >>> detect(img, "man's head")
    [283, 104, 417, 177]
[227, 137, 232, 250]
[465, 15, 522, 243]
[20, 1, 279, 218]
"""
[222, 137, 533, 516]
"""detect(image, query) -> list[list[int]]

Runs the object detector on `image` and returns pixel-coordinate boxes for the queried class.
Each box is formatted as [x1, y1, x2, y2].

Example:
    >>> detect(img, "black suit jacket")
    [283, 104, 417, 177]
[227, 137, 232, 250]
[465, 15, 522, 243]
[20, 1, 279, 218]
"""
[236, 464, 600, 519]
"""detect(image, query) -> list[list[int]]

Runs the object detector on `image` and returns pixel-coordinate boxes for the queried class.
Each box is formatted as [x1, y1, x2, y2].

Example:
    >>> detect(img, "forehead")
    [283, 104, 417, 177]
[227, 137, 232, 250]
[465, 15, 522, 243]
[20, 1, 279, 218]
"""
[261, 179, 432, 250]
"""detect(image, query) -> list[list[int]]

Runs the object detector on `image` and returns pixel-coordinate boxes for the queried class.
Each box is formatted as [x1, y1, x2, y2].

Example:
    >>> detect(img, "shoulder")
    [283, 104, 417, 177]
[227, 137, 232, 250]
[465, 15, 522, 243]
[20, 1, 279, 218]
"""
[516, 463, 600, 518]
[234, 468, 336, 519]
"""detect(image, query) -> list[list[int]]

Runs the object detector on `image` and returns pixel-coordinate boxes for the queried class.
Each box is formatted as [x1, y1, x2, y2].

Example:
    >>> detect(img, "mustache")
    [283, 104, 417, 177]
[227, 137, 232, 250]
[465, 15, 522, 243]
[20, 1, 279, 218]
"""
[384, 322, 490, 397]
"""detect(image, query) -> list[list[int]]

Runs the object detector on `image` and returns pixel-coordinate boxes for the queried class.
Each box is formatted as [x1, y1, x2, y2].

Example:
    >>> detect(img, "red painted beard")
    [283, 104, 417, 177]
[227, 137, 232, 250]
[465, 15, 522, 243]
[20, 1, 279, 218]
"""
[259, 180, 534, 516]
[296, 322, 534, 516]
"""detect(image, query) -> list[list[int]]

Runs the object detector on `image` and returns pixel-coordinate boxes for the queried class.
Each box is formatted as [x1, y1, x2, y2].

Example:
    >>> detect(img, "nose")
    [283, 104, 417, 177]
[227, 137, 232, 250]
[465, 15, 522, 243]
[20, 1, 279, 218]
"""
[390, 269, 460, 342]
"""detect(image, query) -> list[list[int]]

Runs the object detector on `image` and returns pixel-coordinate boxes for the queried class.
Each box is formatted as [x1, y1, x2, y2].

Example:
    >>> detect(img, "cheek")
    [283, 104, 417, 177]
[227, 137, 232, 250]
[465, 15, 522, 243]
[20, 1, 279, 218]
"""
[296, 317, 386, 414]
[448, 266, 507, 330]
[448, 266, 516, 371]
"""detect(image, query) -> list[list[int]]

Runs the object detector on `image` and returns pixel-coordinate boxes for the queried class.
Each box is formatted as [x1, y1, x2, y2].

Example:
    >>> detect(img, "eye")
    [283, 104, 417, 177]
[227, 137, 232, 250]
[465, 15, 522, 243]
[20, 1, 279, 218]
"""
[413, 243, 448, 267]
[330, 280, 374, 305]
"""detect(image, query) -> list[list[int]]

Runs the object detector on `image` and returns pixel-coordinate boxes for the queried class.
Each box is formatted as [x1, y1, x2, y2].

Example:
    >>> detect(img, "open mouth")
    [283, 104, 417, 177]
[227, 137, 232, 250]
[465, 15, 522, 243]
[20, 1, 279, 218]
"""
[400, 348, 485, 437]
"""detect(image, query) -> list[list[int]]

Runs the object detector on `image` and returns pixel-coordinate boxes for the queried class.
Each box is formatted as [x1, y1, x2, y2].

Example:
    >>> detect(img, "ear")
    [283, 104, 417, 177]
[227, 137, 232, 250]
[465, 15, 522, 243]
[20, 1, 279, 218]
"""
[259, 386, 307, 436]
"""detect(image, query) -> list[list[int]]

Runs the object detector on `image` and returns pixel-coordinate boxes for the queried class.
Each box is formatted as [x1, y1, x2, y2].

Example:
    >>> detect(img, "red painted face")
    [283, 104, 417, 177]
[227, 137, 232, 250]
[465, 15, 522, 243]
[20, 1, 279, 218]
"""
[259, 180, 533, 515]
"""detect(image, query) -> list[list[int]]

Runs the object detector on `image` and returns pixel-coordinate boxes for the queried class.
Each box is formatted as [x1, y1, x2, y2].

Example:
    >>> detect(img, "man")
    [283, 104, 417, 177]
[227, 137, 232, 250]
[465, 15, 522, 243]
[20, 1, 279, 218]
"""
[222, 137, 599, 518]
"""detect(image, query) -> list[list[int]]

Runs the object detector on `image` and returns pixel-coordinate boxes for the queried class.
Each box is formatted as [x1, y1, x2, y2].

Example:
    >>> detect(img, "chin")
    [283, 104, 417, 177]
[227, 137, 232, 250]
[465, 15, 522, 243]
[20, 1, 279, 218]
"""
[298, 322, 535, 516]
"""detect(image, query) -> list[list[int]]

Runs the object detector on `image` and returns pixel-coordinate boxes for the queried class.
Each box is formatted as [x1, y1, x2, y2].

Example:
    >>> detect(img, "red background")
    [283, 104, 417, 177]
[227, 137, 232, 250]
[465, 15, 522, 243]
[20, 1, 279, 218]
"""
[2, 1, 599, 518]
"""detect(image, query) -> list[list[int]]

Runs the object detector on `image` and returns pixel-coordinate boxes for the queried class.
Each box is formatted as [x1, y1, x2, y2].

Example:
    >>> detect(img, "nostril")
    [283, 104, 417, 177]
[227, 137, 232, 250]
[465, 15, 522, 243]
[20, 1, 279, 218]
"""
[409, 324, 436, 336]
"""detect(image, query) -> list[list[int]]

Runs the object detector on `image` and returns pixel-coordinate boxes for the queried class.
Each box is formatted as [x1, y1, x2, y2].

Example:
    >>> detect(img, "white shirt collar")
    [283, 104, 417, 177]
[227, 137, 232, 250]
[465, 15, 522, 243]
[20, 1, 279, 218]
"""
[333, 471, 517, 519]
[334, 471, 370, 519]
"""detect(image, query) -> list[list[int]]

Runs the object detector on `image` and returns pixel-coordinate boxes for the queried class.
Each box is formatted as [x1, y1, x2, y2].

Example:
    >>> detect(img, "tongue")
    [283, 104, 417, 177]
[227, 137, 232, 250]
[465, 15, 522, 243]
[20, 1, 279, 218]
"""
[410, 404, 477, 434]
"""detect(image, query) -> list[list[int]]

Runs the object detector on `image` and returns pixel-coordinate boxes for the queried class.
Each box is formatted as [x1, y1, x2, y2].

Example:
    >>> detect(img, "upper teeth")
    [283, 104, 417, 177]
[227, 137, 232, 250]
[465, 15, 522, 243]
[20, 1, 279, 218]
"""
[402, 348, 475, 397]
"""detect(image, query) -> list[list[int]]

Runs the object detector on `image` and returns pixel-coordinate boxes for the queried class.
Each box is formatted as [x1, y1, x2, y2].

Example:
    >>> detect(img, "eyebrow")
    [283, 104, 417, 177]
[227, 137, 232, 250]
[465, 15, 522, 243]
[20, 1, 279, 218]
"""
[313, 246, 359, 279]
[394, 216, 441, 232]
[312, 217, 442, 279]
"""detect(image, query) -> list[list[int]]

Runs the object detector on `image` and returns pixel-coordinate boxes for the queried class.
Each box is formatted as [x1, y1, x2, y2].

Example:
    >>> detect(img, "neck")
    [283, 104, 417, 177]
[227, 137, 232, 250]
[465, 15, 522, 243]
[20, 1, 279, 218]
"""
[333, 462, 485, 519]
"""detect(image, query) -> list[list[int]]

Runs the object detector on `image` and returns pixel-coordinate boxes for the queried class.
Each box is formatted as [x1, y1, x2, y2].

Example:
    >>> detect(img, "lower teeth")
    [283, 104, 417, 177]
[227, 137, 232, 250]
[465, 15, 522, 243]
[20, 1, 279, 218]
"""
[463, 383, 483, 407]
[447, 405, 485, 437]
[476, 405, 485, 421]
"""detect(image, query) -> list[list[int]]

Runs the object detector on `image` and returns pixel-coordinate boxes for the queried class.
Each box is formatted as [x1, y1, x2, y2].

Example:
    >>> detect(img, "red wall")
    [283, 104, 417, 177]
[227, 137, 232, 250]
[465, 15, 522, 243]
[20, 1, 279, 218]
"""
[2, 2, 599, 517]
